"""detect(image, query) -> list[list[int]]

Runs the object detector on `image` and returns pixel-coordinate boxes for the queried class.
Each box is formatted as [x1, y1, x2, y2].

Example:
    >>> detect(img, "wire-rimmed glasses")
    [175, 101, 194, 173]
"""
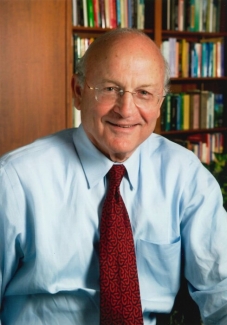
[85, 81, 165, 109]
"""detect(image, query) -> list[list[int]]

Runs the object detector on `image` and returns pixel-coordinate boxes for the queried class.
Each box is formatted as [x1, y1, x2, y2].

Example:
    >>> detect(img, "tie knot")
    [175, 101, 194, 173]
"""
[108, 164, 126, 189]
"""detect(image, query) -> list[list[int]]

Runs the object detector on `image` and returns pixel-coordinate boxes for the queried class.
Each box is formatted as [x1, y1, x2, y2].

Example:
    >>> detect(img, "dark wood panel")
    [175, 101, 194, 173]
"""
[0, 0, 67, 155]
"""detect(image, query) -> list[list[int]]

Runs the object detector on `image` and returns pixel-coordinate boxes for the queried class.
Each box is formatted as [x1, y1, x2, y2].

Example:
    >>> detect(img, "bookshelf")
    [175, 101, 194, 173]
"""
[159, 0, 227, 162]
[71, 0, 227, 160]
[0, 0, 226, 160]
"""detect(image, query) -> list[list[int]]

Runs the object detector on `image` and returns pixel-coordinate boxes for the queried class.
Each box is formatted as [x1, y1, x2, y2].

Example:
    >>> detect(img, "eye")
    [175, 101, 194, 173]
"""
[102, 86, 120, 93]
[137, 89, 153, 98]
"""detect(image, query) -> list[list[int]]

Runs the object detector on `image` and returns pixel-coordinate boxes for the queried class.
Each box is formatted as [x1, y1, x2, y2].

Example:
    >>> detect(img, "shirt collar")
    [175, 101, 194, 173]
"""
[73, 125, 140, 190]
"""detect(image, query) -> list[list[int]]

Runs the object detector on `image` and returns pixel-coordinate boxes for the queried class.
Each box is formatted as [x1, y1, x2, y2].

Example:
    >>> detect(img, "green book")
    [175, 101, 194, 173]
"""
[87, 0, 94, 27]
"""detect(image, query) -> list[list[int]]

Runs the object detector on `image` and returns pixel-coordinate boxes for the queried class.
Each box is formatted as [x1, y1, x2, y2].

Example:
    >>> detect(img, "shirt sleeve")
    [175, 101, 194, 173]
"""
[180, 161, 227, 325]
[0, 162, 25, 311]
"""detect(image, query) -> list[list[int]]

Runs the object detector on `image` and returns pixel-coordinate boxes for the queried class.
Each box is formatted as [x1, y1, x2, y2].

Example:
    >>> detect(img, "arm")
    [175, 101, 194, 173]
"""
[0, 162, 24, 313]
[181, 163, 227, 325]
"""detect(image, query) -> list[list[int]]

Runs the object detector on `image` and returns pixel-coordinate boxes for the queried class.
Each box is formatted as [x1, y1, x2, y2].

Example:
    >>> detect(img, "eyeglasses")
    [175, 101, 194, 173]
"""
[85, 81, 165, 109]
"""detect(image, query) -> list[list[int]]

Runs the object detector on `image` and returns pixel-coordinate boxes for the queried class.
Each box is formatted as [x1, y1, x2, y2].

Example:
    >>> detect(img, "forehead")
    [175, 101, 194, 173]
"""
[85, 35, 165, 86]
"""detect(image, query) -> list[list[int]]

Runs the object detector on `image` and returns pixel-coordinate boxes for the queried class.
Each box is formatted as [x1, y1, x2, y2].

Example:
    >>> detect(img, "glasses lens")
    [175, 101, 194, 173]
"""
[95, 88, 118, 105]
[95, 87, 160, 108]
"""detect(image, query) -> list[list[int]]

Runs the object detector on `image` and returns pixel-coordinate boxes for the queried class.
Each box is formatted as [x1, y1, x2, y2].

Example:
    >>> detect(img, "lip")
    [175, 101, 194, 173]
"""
[107, 121, 138, 129]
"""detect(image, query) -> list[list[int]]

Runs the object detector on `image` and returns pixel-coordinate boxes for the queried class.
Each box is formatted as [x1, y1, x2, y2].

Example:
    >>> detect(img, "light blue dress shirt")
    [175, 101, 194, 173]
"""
[0, 125, 227, 325]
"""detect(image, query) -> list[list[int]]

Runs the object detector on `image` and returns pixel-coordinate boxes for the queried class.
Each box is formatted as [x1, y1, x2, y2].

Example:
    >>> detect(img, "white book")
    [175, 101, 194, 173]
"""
[72, 0, 78, 26]
[83, 0, 88, 27]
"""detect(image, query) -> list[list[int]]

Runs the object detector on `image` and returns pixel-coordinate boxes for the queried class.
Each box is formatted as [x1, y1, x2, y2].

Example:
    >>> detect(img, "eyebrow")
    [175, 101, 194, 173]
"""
[100, 78, 158, 89]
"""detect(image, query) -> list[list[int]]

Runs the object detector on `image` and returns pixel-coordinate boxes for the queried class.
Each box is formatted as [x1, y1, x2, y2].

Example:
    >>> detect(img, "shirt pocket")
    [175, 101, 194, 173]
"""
[136, 237, 181, 302]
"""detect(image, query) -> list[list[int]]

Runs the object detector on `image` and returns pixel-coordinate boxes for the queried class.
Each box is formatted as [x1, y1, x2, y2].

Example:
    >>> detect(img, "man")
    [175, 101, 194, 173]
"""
[0, 28, 227, 325]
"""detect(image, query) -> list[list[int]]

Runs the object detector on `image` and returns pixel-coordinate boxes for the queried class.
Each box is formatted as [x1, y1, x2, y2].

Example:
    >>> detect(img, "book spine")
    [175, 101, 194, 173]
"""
[83, 0, 88, 26]
[183, 93, 190, 130]
[109, 0, 117, 28]
[200, 90, 209, 128]
[87, 0, 94, 27]
[137, 0, 145, 29]
[214, 94, 224, 127]
[72, 0, 78, 26]
[116, 0, 121, 27]
[93, 0, 100, 27]
[99, 0, 106, 28]
[201, 42, 208, 77]
[178, 0, 185, 31]
[169, 38, 177, 77]
[104, 0, 110, 28]
[189, 0, 195, 31]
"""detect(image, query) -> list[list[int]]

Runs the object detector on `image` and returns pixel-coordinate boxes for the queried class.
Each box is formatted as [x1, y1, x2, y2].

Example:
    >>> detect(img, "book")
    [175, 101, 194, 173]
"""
[99, 0, 106, 28]
[72, 0, 78, 26]
[128, 0, 133, 28]
[207, 91, 214, 128]
[189, 0, 195, 31]
[104, 0, 110, 27]
[116, 0, 121, 27]
[182, 93, 190, 129]
[82, 0, 88, 27]
[214, 93, 224, 127]
[216, 39, 224, 77]
[137, 0, 145, 29]
[201, 42, 208, 77]
[161, 40, 170, 68]
[178, 0, 185, 31]
[161, 94, 171, 131]
[77, 0, 84, 26]
[176, 93, 183, 130]
[170, 93, 182, 130]
[190, 42, 201, 77]
[194, 0, 201, 31]
[169, 38, 177, 77]
[206, 0, 214, 32]
[93, 0, 100, 27]
[189, 90, 200, 129]
[181, 39, 189, 77]
[201, 0, 208, 32]
[87, 0, 94, 27]
[200, 90, 211, 129]
[109, 0, 117, 28]
[162, 0, 171, 30]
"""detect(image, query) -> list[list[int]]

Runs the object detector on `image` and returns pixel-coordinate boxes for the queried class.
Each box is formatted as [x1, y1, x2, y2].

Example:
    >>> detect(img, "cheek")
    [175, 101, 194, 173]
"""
[141, 106, 161, 124]
[80, 100, 108, 127]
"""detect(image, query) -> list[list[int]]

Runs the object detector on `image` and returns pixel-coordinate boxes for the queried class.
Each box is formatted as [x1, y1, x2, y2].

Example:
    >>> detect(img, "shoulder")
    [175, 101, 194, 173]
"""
[0, 128, 77, 169]
[145, 133, 200, 167]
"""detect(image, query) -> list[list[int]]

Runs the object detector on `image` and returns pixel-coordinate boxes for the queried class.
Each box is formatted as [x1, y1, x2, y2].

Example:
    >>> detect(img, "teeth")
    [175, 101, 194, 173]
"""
[118, 125, 132, 128]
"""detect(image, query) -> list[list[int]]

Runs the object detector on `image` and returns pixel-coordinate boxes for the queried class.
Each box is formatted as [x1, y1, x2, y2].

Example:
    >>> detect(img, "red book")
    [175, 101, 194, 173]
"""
[109, 0, 117, 28]
[93, 0, 100, 27]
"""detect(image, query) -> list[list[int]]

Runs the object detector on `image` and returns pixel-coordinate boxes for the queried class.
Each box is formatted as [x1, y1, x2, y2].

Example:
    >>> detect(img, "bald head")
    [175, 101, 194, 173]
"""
[76, 28, 169, 94]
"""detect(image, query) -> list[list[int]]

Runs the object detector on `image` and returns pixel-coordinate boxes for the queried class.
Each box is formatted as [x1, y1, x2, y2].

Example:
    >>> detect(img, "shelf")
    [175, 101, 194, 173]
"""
[161, 127, 227, 136]
[162, 30, 227, 38]
[72, 26, 153, 34]
[170, 77, 227, 82]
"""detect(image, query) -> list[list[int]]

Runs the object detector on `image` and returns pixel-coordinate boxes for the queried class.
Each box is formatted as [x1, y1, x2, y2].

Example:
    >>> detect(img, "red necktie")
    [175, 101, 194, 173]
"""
[100, 164, 143, 325]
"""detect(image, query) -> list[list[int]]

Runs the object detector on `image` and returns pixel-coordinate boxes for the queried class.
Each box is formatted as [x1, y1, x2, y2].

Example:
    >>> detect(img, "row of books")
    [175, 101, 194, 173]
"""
[161, 91, 224, 131]
[172, 132, 224, 164]
[72, 0, 147, 29]
[161, 37, 224, 78]
[163, 0, 223, 32]
[73, 35, 94, 72]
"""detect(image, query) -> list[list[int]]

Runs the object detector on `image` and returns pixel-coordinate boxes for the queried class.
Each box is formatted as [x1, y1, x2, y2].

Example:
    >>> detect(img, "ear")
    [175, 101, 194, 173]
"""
[71, 74, 83, 110]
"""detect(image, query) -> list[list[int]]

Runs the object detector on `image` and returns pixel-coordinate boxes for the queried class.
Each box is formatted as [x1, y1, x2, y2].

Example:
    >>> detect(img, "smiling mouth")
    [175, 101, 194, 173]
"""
[108, 122, 136, 128]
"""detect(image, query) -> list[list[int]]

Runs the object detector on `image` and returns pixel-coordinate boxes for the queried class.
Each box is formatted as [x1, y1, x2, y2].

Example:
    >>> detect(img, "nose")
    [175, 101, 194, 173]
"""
[114, 91, 137, 117]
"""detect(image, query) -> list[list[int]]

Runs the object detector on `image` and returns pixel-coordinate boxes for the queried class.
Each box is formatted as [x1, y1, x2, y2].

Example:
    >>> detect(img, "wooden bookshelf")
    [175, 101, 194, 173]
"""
[71, 0, 227, 154]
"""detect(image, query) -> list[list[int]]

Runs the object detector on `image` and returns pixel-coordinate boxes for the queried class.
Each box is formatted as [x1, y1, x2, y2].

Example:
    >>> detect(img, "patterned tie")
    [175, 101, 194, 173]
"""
[100, 164, 143, 325]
